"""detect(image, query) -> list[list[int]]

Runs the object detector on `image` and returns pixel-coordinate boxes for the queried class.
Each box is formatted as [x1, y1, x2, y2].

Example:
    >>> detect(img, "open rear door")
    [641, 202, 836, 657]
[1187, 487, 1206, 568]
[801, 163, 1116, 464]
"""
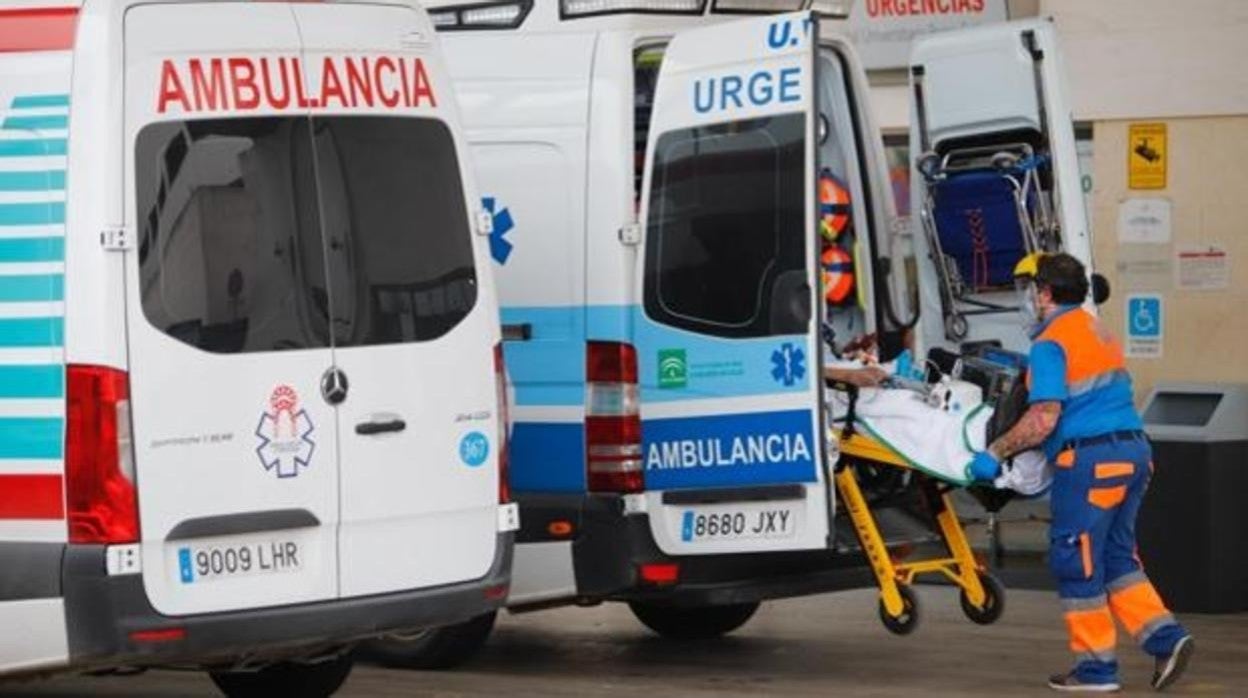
[634, 12, 832, 555]
[909, 21, 1090, 354]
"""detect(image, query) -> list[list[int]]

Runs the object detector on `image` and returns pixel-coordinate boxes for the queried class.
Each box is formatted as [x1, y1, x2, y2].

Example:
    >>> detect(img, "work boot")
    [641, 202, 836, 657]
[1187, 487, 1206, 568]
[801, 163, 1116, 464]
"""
[1048, 671, 1121, 693]
[1151, 634, 1195, 691]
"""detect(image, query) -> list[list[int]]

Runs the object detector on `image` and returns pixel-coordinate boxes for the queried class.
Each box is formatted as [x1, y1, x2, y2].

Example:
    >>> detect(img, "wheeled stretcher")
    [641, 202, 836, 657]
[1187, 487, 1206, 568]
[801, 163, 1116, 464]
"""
[828, 381, 1006, 635]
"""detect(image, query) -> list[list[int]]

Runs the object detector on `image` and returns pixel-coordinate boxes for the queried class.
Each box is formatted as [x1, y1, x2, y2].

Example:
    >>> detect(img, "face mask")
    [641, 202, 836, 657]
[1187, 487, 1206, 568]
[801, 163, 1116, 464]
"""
[1016, 280, 1042, 332]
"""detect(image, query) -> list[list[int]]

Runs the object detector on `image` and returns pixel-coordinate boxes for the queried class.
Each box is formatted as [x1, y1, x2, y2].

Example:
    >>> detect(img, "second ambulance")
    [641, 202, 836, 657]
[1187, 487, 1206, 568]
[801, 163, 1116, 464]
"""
[382, 0, 1094, 667]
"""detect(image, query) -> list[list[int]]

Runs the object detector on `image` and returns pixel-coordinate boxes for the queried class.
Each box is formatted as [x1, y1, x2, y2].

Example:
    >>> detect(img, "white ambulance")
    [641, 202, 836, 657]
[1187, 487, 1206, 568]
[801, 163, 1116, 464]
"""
[381, 0, 1099, 666]
[0, 1, 515, 694]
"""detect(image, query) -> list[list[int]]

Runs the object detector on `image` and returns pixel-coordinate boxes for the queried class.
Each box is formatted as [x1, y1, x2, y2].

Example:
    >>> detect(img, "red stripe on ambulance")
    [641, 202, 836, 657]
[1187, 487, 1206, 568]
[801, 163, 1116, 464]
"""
[0, 474, 64, 520]
[157, 55, 438, 114]
[0, 7, 78, 53]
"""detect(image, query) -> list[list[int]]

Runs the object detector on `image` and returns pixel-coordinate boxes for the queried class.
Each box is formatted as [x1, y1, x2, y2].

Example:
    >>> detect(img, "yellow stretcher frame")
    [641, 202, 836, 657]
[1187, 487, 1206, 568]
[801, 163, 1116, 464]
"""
[833, 430, 1004, 634]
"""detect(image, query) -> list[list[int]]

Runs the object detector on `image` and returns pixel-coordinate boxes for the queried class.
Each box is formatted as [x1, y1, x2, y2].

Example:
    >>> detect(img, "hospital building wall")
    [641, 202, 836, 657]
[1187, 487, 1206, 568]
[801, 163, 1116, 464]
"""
[870, 1, 1248, 401]
[1044, 0, 1248, 400]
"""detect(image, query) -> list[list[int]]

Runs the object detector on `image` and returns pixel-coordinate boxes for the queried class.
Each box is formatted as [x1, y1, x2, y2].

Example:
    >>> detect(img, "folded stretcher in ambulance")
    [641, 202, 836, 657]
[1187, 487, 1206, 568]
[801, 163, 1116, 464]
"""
[918, 143, 1058, 342]
[828, 383, 1051, 497]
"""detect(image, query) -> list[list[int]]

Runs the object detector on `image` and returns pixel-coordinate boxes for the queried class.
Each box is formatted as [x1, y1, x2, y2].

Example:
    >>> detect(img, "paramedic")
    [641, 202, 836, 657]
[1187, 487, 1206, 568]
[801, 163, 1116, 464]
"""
[969, 253, 1194, 693]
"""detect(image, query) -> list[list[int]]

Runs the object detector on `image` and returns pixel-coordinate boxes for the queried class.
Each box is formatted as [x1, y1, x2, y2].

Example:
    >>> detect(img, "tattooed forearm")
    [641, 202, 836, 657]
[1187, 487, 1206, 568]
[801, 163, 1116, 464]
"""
[988, 401, 1061, 459]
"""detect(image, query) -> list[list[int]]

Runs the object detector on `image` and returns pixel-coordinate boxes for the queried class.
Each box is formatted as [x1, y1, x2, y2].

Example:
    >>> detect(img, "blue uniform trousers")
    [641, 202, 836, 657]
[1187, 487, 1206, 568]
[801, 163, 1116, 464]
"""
[1049, 435, 1187, 683]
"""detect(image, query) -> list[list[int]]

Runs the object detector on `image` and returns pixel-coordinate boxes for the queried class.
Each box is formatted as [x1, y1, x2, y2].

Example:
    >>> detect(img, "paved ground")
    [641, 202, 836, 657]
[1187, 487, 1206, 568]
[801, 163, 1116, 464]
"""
[2, 586, 1243, 697]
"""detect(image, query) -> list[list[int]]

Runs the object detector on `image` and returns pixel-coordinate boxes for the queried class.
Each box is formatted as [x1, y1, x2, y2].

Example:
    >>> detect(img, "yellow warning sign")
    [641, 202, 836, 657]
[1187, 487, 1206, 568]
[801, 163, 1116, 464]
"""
[1128, 123, 1167, 190]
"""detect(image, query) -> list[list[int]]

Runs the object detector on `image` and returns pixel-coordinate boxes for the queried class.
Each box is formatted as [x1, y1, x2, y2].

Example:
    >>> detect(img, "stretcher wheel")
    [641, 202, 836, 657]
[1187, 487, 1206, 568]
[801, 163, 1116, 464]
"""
[945, 314, 969, 341]
[959, 571, 1006, 625]
[878, 583, 920, 635]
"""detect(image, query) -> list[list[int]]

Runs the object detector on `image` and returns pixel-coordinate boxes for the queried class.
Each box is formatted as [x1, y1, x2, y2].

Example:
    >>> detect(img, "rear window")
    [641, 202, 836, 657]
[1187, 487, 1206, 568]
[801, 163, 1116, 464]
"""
[643, 114, 807, 338]
[135, 116, 476, 354]
[310, 117, 477, 347]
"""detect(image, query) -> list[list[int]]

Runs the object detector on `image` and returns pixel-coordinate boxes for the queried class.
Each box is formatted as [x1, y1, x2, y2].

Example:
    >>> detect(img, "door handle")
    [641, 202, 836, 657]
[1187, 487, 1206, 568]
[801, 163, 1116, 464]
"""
[355, 419, 407, 436]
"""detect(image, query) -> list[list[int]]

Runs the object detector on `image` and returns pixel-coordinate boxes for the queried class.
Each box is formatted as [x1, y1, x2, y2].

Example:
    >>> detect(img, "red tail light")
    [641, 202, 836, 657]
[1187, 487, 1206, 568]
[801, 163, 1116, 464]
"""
[65, 365, 139, 544]
[483, 584, 509, 601]
[639, 563, 679, 586]
[494, 343, 511, 504]
[586, 341, 642, 494]
[128, 627, 185, 644]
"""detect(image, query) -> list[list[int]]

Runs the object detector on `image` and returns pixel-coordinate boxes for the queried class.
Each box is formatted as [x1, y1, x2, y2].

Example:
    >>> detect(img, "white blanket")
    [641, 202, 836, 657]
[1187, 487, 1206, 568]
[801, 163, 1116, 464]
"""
[828, 387, 1051, 496]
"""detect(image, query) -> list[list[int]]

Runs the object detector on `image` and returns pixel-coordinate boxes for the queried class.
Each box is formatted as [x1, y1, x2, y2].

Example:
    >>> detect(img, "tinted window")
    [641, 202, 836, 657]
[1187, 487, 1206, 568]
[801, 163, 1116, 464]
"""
[135, 116, 477, 354]
[311, 117, 477, 347]
[135, 118, 330, 354]
[634, 44, 666, 206]
[643, 114, 807, 338]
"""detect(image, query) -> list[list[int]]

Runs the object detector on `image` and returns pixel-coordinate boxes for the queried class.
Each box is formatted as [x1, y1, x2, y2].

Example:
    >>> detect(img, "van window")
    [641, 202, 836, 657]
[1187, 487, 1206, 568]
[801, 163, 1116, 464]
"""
[634, 44, 667, 207]
[135, 118, 330, 354]
[643, 114, 806, 338]
[135, 116, 477, 354]
[310, 117, 477, 347]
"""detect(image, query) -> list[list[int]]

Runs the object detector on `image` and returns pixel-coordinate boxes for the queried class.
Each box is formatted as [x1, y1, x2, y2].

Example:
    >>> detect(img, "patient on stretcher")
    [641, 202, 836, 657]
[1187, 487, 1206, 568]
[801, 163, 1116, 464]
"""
[825, 357, 1051, 496]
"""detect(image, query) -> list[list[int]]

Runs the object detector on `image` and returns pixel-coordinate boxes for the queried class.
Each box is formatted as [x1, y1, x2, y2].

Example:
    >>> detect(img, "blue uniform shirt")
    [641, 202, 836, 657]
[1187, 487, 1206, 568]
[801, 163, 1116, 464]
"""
[1027, 306, 1143, 459]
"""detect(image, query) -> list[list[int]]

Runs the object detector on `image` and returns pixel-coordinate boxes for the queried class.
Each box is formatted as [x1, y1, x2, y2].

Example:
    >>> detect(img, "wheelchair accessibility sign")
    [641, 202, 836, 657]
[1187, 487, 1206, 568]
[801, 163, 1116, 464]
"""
[1125, 293, 1163, 358]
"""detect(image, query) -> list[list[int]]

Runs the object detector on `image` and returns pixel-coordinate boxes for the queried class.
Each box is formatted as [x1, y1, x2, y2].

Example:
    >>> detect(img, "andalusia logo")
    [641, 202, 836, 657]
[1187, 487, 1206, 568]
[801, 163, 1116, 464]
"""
[658, 349, 687, 389]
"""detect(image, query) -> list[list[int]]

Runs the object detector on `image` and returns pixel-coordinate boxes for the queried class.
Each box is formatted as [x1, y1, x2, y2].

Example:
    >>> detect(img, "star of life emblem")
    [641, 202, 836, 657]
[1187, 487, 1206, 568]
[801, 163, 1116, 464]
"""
[771, 342, 807, 387]
[255, 385, 316, 479]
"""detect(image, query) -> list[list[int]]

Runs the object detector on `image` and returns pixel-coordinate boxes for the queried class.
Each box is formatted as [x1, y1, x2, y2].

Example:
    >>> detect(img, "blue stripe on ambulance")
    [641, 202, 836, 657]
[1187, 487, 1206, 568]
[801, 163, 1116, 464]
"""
[500, 306, 594, 493]
[0, 238, 65, 263]
[501, 304, 816, 493]
[1, 115, 68, 131]
[0, 94, 69, 464]
[0, 171, 66, 191]
[633, 310, 809, 402]
[0, 274, 62, 302]
[0, 365, 63, 398]
[0, 202, 65, 226]
[10, 95, 70, 109]
[0, 417, 63, 460]
[510, 423, 586, 493]
[0, 140, 67, 158]
[0, 317, 63, 347]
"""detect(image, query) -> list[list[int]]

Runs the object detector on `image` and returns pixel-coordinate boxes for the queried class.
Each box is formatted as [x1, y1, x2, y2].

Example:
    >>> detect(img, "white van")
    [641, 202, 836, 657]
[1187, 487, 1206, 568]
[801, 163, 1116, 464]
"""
[0, 1, 516, 694]
[391, 0, 1095, 666]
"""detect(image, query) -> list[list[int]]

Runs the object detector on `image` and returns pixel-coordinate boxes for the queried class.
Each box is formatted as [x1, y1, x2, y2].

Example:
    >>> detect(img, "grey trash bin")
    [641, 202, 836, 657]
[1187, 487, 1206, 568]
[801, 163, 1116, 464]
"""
[1137, 383, 1248, 613]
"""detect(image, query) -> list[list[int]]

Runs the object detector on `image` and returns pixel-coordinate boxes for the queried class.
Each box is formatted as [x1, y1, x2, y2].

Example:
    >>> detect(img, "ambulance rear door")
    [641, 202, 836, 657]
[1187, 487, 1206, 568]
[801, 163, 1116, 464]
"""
[124, 4, 341, 615]
[909, 20, 1090, 354]
[634, 12, 832, 555]
[289, 3, 502, 598]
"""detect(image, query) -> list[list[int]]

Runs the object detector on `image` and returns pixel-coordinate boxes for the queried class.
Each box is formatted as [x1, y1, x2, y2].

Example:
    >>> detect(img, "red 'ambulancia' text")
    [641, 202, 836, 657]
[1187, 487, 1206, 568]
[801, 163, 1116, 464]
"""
[157, 55, 437, 114]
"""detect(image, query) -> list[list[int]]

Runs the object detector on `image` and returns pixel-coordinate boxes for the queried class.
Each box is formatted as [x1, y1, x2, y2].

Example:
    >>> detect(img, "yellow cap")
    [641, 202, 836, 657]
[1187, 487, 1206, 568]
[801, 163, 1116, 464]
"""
[1013, 252, 1044, 279]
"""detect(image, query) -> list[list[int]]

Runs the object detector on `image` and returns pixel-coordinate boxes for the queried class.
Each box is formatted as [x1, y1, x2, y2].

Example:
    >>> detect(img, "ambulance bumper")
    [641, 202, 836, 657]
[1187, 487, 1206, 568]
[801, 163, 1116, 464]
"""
[568, 494, 875, 607]
[60, 532, 513, 669]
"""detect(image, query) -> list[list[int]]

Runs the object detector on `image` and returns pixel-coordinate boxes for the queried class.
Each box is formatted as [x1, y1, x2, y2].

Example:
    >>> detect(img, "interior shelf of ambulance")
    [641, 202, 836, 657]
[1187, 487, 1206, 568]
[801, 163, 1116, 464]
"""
[817, 48, 875, 361]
